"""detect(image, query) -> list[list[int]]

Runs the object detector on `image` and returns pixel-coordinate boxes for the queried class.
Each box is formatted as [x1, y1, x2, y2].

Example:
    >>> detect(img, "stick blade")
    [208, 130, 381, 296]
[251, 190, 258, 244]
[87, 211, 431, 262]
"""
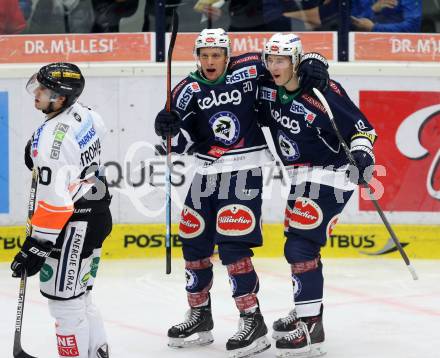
[13, 348, 37, 358]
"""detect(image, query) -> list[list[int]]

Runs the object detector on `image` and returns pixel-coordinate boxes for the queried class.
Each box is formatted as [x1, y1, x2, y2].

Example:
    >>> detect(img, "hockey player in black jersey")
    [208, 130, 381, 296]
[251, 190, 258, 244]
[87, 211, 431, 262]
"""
[259, 33, 377, 357]
[154, 28, 329, 358]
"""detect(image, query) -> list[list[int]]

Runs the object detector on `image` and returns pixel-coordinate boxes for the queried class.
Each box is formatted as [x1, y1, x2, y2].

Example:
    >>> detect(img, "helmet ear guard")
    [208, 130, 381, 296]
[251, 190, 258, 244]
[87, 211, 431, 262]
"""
[263, 33, 303, 70]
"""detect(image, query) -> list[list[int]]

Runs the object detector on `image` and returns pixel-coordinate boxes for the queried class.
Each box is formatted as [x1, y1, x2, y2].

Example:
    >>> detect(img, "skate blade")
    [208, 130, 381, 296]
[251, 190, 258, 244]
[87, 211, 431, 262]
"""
[168, 331, 214, 348]
[228, 336, 271, 358]
[272, 330, 291, 340]
[276, 343, 326, 358]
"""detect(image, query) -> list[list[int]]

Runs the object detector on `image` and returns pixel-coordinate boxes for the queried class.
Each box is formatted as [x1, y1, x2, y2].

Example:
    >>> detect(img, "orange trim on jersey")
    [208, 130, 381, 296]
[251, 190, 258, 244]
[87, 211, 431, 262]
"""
[31, 201, 74, 231]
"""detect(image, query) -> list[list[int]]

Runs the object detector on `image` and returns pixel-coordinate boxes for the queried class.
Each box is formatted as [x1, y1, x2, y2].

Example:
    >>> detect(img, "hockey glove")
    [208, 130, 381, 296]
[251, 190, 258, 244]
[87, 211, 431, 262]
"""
[154, 109, 181, 138]
[11, 237, 53, 277]
[347, 146, 375, 185]
[24, 139, 33, 171]
[298, 53, 329, 95]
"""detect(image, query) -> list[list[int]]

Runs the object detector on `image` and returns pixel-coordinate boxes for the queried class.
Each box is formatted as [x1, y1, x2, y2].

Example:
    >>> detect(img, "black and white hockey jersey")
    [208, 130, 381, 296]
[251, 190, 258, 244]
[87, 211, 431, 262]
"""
[166, 53, 273, 173]
[28, 102, 108, 243]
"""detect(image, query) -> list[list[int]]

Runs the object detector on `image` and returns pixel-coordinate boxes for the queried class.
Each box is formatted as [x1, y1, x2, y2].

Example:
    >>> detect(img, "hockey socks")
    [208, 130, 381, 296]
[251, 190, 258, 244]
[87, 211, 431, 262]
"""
[290, 258, 323, 318]
[227, 257, 260, 312]
[185, 258, 213, 307]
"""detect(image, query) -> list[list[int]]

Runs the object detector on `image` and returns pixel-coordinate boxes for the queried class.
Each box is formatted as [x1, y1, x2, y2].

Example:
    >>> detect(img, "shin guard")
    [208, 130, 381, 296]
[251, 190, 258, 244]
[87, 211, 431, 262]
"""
[185, 258, 213, 307]
[227, 257, 259, 312]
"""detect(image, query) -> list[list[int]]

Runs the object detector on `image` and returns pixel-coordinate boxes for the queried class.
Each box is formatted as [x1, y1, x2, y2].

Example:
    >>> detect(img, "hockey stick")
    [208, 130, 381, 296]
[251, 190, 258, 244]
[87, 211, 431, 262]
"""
[165, 9, 179, 274]
[312, 88, 418, 281]
[13, 168, 39, 358]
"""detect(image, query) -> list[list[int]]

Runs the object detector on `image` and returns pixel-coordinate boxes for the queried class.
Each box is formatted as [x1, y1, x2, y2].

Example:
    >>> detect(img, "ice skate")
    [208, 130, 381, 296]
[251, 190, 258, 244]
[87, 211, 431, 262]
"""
[272, 309, 299, 339]
[167, 300, 214, 348]
[226, 307, 271, 358]
[275, 312, 325, 358]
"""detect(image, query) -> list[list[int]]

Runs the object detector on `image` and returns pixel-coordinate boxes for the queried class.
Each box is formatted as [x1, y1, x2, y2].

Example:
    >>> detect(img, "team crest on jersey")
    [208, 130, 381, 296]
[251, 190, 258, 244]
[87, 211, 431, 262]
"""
[225, 65, 257, 84]
[209, 111, 240, 145]
[285, 197, 323, 230]
[217, 204, 256, 236]
[278, 130, 300, 161]
[290, 100, 317, 124]
[260, 86, 277, 102]
[179, 206, 205, 238]
[176, 82, 201, 111]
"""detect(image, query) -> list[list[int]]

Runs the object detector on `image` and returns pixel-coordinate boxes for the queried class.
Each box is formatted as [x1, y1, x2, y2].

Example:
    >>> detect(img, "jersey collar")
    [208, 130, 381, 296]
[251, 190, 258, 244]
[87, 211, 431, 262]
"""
[278, 86, 301, 104]
[190, 71, 226, 86]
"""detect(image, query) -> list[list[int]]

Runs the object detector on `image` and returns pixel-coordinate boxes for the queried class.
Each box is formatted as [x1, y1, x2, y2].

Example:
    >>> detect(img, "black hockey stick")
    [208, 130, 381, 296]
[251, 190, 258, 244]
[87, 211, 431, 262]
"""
[312, 88, 418, 281]
[165, 9, 179, 275]
[13, 168, 39, 358]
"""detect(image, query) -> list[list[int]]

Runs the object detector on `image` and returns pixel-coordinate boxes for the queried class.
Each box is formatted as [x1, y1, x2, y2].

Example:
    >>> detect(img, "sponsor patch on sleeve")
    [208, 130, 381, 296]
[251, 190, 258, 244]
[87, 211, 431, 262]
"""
[176, 82, 201, 111]
[260, 86, 277, 102]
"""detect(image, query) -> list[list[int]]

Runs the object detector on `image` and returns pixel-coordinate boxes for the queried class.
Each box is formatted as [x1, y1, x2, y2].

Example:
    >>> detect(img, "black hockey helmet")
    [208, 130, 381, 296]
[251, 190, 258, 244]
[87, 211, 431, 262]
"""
[27, 62, 85, 109]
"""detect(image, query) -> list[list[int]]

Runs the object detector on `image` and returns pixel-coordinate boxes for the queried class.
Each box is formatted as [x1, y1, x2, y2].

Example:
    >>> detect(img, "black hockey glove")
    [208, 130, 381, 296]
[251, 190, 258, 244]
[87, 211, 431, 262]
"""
[298, 53, 329, 95]
[154, 109, 181, 137]
[24, 139, 33, 171]
[347, 146, 375, 185]
[11, 237, 53, 277]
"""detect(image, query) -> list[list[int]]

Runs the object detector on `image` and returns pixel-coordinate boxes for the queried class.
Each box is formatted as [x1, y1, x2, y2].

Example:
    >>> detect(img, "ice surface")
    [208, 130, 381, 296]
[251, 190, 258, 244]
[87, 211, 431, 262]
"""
[1, 258, 439, 358]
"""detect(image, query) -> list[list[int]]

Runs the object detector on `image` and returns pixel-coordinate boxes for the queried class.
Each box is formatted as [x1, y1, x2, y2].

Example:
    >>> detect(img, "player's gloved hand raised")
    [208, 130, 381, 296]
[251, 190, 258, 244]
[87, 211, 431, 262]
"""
[297, 53, 329, 95]
[24, 139, 33, 171]
[347, 146, 375, 185]
[154, 109, 181, 137]
[11, 237, 53, 277]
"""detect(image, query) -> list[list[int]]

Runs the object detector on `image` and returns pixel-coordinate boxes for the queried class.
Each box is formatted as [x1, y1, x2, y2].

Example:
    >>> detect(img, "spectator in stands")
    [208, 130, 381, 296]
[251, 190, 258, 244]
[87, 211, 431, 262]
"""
[283, 0, 338, 30]
[195, 0, 292, 32]
[18, 0, 33, 20]
[351, 0, 422, 33]
[0, 0, 26, 34]
[142, 0, 182, 32]
[92, 0, 138, 32]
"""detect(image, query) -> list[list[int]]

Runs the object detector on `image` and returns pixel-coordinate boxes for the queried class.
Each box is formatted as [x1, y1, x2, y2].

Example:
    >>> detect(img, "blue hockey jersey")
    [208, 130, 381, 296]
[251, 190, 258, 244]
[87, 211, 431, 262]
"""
[258, 79, 377, 188]
[166, 53, 273, 173]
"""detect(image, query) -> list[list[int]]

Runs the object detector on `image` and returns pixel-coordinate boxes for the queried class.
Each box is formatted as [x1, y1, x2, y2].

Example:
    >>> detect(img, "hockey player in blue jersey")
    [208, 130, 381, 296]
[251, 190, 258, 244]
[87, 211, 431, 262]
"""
[154, 28, 330, 357]
[258, 33, 377, 357]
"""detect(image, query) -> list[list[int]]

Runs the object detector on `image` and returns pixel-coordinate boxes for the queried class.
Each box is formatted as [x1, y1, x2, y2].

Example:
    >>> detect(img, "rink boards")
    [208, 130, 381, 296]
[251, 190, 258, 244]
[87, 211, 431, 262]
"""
[0, 224, 439, 261]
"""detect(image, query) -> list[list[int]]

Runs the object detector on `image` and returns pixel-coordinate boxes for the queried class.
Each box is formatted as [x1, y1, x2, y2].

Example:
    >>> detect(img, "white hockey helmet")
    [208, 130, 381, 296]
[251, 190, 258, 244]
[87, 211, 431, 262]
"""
[263, 33, 303, 69]
[194, 28, 231, 58]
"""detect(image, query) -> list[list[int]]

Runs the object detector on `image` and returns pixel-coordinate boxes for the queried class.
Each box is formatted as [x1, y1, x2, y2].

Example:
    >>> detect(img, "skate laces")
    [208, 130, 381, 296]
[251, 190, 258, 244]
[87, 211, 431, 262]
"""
[280, 310, 298, 325]
[284, 321, 311, 345]
[175, 307, 202, 331]
[230, 314, 254, 341]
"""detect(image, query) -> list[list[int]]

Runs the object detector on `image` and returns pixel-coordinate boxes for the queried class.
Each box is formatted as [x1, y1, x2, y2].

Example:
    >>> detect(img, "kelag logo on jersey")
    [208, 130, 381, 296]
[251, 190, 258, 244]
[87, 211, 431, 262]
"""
[225, 65, 257, 84]
[176, 82, 201, 110]
[0, 92, 9, 213]
[209, 111, 240, 145]
[277, 130, 300, 161]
